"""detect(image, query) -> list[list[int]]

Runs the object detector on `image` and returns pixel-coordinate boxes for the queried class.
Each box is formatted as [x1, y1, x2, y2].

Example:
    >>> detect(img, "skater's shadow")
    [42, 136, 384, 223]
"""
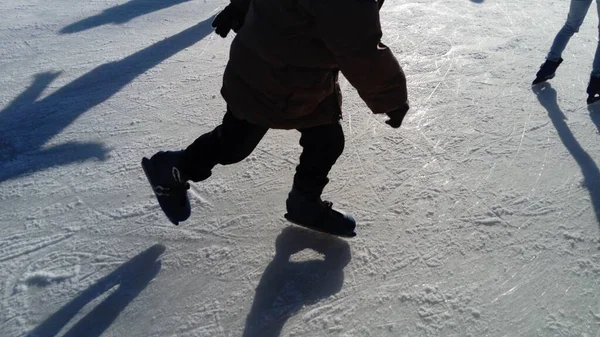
[27, 244, 165, 337]
[243, 227, 352, 337]
[61, 0, 192, 34]
[0, 16, 214, 183]
[532, 83, 600, 226]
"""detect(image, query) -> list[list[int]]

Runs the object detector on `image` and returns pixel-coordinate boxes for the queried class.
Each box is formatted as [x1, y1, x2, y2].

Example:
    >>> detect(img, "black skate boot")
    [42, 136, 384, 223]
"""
[532, 58, 563, 85]
[587, 76, 600, 104]
[284, 189, 356, 237]
[141, 151, 191, 225]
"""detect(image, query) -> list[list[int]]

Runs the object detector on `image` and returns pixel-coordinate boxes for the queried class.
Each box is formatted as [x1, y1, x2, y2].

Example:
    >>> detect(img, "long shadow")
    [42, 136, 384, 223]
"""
[243, 226, 352, 337]
[532, 83, 600, 225]
[0, 16, 214, 183]
[28, 244, 166, 337]
[61, 0, 192, 34]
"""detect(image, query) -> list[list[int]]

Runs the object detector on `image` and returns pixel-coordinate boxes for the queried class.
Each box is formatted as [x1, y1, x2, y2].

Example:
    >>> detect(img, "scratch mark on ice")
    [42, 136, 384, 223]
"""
[492, 285, 519, 303]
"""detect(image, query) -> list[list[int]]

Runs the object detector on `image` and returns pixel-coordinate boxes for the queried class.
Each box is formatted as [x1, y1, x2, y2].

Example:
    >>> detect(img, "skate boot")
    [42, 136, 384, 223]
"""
[141, 151, 191, 225]
[284, 188, 356, 237]
[587, 76, 600, 104]
[532, 58, 563, 85]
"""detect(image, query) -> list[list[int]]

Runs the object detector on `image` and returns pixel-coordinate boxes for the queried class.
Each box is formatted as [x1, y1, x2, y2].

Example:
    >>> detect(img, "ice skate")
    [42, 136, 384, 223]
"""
[587, 76, 600, 104]
[141, 151, 191, 225]
[284, 189, 356, 237]
[533, 58, 563, 85]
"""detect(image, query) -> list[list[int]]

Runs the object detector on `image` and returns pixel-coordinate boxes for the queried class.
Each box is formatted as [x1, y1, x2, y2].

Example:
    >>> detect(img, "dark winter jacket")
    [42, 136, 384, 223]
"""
[221, 0, 408, 129]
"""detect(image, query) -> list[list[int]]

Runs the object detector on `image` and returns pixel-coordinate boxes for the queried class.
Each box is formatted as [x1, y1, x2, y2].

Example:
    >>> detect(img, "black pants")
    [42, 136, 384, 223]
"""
[180, 109, 344, 197]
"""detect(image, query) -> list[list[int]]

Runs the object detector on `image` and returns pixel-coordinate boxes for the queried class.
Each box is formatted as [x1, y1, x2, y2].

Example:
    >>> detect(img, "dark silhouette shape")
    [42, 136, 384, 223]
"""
[533, 83, 600, 225]
[27, 244, 165, 337]
[243, 226, 352, 337]
[470, 0, 485, 3]
[61, 0, 192, 34]
[0, 16, 215, 182]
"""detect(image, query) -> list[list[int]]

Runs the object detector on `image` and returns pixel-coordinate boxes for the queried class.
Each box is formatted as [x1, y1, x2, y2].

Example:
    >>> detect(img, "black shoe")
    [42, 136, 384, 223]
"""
[587, 76, 600, 104]
[141, 151, 191, 225]
[284, 189, 356, 237]
[533, 58, 563, 85]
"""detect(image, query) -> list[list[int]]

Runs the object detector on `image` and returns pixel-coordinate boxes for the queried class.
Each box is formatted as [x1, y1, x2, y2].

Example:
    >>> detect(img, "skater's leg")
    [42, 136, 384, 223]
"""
[180, 108, 268, 182]
[293, 122, 345, 197]
[586, 1, 600, 103]
[592, 0, 600, 77]
[547, 0, 592, 61]
[534, 0, 592, 84]
[142, 108, 267, 224]
[286, 122, 355, 237]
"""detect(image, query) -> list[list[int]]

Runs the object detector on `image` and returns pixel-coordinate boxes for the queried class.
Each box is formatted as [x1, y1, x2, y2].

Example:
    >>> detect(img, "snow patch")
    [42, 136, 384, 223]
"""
[23, 270, 74, 287]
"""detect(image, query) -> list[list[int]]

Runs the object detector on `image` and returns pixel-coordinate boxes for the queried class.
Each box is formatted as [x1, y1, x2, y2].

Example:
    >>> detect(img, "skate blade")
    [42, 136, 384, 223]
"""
[284, 214, 356, 238]
[532, 73, 555, 86]
[141, 157, 180, 226]
[532, 78, 545, 85]
[587, 95, 600, 105]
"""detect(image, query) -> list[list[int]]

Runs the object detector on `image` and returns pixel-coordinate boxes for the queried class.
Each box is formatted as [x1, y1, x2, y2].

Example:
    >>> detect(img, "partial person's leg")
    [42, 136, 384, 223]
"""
[585, 0, 600, 103]
[534, 0, 593, 84]
[142, 108, 267, 224]
[286, 122, 356, 237]
[293, 122, 345, 197]
[180, 108, 268, 182]
[547, 0, 593, 61]
[590, 0, 600, 77]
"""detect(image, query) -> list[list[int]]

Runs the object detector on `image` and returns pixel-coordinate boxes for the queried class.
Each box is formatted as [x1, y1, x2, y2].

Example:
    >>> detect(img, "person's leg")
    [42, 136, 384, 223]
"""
[293, 122, 345, 197]
[180, 108, 268, 182]
[547, 0, 593, 61]
[591, 0, 600, 77]
[142, 108, 267, 224]
[286, 122, 356, 236]
[585, 1, 600, 103]
[534, 0, 592, 84]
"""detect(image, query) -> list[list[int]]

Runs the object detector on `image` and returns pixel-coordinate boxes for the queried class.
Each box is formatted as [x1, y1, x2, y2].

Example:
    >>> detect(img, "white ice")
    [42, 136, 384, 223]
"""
[1, 0, 599, 336]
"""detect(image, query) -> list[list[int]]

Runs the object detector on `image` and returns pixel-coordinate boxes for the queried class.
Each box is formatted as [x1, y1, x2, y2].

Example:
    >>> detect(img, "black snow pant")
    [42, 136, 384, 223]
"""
[180, 108, 345, 197]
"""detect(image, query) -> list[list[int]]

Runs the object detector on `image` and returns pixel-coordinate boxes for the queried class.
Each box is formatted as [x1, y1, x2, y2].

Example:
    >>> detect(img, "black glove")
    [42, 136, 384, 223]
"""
[212, 4, 245, 38]
[385, 102, 409, 129]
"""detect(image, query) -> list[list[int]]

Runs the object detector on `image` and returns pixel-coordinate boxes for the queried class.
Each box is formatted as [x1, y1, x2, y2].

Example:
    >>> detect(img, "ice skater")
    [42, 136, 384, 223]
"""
[141, 0, 409, 237]
[533, 0, 600, 104]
